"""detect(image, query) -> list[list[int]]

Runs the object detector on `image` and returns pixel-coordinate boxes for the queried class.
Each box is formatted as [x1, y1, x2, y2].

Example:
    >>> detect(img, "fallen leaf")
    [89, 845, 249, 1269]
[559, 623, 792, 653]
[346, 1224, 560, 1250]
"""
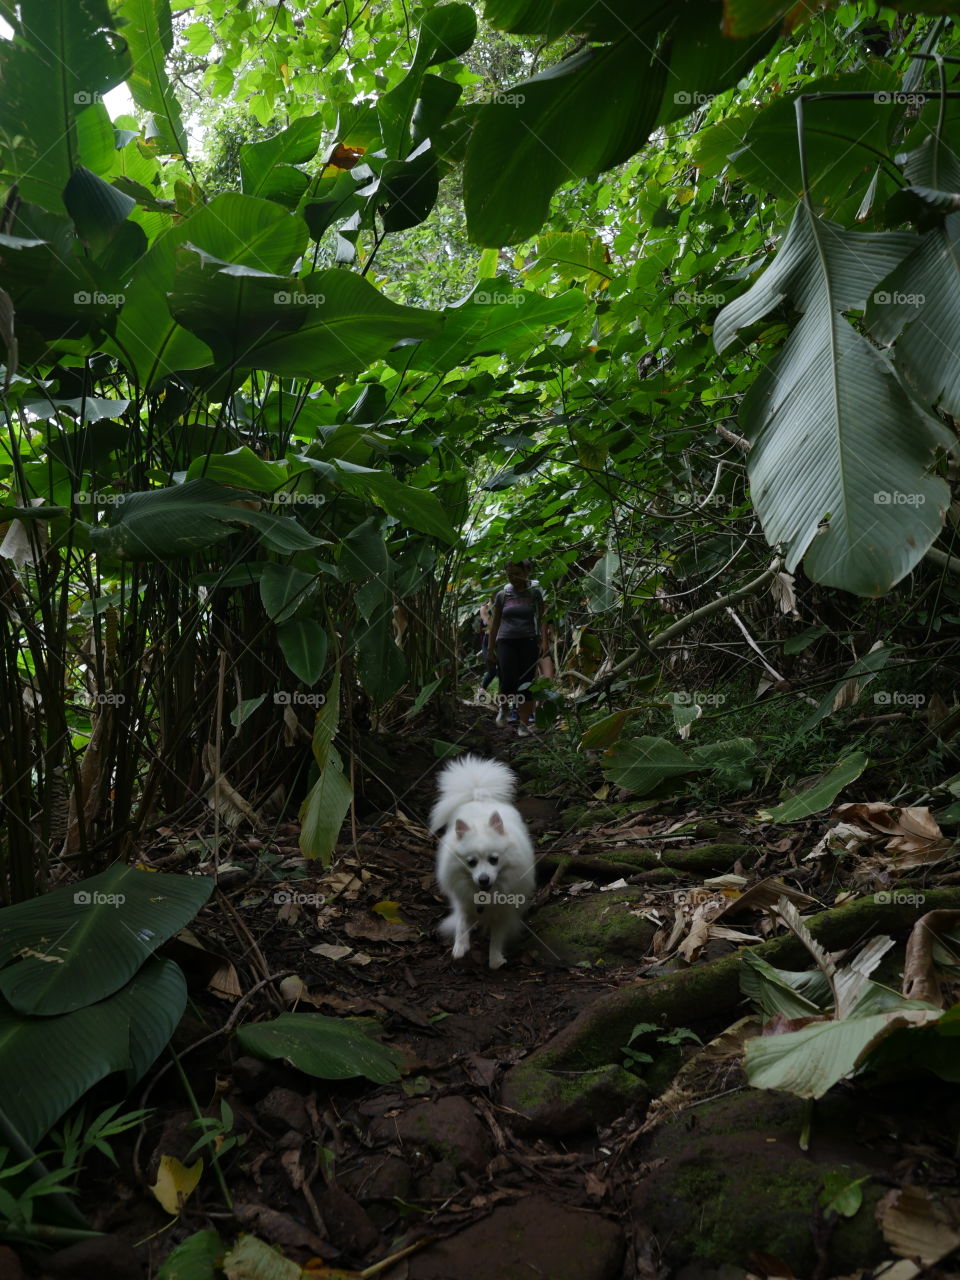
[879, 1184, 960, 1264]
[150, 1154, 203, 1215]
[310, 944, 353, 961]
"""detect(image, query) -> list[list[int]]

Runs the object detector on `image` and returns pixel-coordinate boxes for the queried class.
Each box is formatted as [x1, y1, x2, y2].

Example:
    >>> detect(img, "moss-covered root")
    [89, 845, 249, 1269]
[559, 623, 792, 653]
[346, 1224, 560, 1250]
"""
[501, 889, 960, 1129]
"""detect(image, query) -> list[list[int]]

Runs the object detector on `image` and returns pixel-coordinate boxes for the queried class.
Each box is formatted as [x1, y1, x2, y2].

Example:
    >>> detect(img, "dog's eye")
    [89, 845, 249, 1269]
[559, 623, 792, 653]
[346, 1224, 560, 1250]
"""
[488, 855, 499, 865]
[466, 857, 478, 868]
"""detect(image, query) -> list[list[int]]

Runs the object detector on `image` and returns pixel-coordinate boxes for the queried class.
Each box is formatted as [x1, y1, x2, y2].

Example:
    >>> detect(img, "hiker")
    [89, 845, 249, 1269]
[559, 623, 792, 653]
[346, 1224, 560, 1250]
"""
[487, 559, 549, 738]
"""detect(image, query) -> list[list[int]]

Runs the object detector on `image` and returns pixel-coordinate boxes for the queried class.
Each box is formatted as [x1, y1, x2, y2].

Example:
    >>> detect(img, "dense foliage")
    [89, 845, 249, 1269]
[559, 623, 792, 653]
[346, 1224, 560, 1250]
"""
[0, 0, 958, 900]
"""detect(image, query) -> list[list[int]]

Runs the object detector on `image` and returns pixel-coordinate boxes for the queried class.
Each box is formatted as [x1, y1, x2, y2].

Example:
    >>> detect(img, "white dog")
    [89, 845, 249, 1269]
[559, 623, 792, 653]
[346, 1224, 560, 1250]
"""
[430, 755, 536, 969]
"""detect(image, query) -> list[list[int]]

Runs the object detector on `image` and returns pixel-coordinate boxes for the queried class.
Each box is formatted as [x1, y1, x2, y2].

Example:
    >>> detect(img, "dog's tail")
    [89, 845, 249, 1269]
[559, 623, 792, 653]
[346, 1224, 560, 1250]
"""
[429, 754, 517, 832]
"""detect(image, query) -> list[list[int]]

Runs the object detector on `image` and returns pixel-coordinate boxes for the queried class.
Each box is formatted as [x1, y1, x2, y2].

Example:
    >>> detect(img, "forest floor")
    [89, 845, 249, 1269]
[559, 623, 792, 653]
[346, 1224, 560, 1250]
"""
[41, 704, 960, 1280]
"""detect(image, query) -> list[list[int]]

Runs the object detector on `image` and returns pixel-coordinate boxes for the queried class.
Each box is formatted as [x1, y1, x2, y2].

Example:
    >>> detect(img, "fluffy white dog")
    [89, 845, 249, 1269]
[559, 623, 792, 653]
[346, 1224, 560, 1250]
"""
[430, 755, 536, 969]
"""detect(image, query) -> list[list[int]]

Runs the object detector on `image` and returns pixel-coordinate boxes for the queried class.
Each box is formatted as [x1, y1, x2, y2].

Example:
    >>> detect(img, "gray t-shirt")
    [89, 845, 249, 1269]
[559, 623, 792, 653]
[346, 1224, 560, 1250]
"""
[494, 584, 544, 639]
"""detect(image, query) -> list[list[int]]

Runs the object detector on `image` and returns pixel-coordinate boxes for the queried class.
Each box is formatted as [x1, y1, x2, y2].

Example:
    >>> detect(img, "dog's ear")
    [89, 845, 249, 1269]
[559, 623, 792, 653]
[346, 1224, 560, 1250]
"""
[455, 818, 469, 838]
[488, 811, 505, 835]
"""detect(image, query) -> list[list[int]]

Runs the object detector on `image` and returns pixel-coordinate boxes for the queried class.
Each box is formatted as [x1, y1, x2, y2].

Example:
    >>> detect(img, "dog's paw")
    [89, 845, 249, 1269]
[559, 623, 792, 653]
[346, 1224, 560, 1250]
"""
[488, 951, 506, 970]
[452, 939, 469, 960]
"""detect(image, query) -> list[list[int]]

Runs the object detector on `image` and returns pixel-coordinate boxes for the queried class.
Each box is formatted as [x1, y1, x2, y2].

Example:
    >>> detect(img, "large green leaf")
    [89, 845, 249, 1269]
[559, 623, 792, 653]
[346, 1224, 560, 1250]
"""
[689, 737, 757, 791]
[62, 166, 138, 259]
[184, 446, 288, 492]
[740, 951, 831, 1020]
[355, 612, 408, 704]
[277, 619, 328, 686]
[379, 3, 476, 158]
[235, 1012, 403, 1083]
[655, 0, 779, 128]
[393, 277, 581, 373]
[695, 68, 899, 208]
[867, 213, 960, 416]
[0, 957, 186, 1147]
[115, 0, 187, 155]
[463, 37, 668, 246]
[0, 0, 131, 207]
[85, 478, 322, 559]
[107, 194, 308, 388]
[601, 736, 702, 795]
[0, 866, 212, 1014]
[299, 671, 353, 863]
[239, 115, 325, 202]
[745, 1007, 941, 1098]
[758, 751, 870, 823]
[168, 247, 304, 371]
[170, 250, 442, 381]
[259, 563, 318, 624]
[484, 0, 669, 42]
[334, 461, 459, 543]
[714, 204, 951, 595]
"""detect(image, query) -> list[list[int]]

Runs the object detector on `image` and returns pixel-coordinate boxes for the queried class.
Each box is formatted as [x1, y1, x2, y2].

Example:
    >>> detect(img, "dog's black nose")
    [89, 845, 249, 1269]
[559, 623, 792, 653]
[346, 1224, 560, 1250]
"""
[477, 874, 491, 888]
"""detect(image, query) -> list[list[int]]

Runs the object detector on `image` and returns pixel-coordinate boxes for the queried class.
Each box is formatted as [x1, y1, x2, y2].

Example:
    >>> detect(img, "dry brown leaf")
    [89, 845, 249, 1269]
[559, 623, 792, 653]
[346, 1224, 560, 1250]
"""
[343, 915, 415, 942]
[209, 960, 243, 1000]
[879, 1185, 960, 1264]
[719, 875, 820, 917]
[310, 943, 353, 961]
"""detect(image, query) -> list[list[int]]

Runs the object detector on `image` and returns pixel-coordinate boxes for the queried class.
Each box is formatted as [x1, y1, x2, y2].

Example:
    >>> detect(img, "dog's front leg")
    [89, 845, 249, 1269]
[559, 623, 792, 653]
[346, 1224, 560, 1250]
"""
[450, 907, 471, 959]
[488, 916, 509, 969]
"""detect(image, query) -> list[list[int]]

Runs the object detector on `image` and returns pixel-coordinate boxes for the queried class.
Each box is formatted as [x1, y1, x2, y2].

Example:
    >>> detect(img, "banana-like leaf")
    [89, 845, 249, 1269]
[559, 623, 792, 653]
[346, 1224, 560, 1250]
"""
[299, 671, 353, 863]
[239, 114, 324, 202]
[758, 751, 869, 823]
[106, 193, 308, 388]
[464, 38, 668, 246]
[868, 212, 960, 416]
[392, 276, 581, 374]
[0, 866, 212, 1014]
[0, 957, 187, 1146]
[601, 736, 703, 795]
[333, 461, 459, 543]
[115, 0, 187, 155]
[277, 619, 328, 686]
[84, 479, 323, 559]
[0, 0, 131, 208]
[745, 1006, 941, 1098]
[235, 1012, 403, 1083]
[355, 612, 408, 704]
[715, 204, 951, 595]
[259, 562, 318, 624]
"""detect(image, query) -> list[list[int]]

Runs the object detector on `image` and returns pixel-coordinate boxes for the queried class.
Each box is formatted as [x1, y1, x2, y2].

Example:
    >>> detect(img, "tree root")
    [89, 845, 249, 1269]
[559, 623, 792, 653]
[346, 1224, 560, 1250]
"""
[503, 889, 960, 1125]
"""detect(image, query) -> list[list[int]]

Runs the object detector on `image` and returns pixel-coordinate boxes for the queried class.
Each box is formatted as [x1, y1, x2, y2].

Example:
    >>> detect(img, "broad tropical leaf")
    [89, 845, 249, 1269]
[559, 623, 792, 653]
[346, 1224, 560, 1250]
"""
[299, 671, 353, 863]
[0, 0, 131, 208]
[745, 1006, 941, 1098]
[115, 0, 187, 155]
[0, 957, 187, 1146]
[758, 751, 870, 823]
[236, 1012, 403, 1083]
[601, 736, 703, 795]
[868, 211, 960, 416]
[393, 277, 581, 374]
[0, 867, 212, 1014]
[463, 37, 668, 246]
[85, 479, 323, 559]
[714, 204, 951, 595]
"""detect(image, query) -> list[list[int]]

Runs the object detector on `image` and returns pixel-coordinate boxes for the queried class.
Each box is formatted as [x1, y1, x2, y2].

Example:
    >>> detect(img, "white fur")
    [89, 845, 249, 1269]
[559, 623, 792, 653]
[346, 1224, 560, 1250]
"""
[431, 755, 536, 969]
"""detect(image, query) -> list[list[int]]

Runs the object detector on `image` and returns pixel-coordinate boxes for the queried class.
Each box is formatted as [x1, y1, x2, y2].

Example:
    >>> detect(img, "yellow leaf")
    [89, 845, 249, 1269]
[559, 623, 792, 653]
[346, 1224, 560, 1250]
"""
[150, 1154, 203, 1215]
[371, 900, 402, 924]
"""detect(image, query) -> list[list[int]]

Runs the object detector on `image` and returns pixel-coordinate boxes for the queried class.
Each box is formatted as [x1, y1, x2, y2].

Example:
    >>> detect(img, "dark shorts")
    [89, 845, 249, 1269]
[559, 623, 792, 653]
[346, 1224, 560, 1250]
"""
[496, 636, 539, 697]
